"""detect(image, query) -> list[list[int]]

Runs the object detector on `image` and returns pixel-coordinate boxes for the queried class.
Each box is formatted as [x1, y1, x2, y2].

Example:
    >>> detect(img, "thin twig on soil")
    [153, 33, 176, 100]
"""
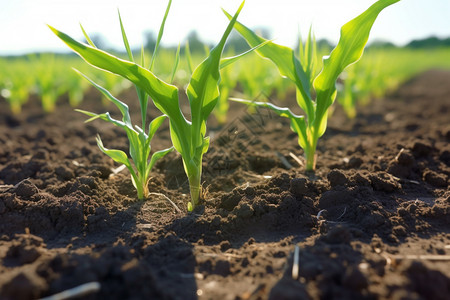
[198, 252, 245, 259]
[148, 192, 182, 214]
[337, 207, 347, 220]
[111, 164, 127, 175]
[316, 209, 326, 220]
[71, 160, 85, 167]
[316, 208, 347, 224]
[39, 282, 100, 300]
[390, 254, 450, 261]
[289, 152, 304, 167]
[0, 184, 14, 192]
[276, 151, 293, 169]
[292, 245, 300, 280]
[242, 171, 272, 180]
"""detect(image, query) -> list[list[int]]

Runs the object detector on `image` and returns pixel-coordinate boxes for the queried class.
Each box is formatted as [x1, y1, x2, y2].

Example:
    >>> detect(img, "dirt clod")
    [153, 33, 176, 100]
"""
[0, 70, 449, 299]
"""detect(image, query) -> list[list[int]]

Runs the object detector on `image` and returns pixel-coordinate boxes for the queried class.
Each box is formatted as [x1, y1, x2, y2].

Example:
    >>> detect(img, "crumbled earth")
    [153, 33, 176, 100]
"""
[0, 70, 449, 299]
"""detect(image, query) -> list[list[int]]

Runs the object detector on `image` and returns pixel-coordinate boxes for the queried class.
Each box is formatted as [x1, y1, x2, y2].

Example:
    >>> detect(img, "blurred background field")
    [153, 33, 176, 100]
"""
[1, 35, 449, 121]
[1, 0, 449, 121]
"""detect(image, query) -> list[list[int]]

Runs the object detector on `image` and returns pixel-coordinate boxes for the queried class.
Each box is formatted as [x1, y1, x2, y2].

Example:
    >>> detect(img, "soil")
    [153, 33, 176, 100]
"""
[0, 69, 449, 300]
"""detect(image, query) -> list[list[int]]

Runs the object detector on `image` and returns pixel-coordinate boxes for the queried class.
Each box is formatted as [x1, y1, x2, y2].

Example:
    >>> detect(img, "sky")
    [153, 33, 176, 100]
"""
[0, 0, 449, 55]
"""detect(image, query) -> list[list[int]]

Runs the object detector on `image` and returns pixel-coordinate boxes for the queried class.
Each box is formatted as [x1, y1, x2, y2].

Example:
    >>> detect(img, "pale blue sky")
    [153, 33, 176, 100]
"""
[0, 0, 449, 55]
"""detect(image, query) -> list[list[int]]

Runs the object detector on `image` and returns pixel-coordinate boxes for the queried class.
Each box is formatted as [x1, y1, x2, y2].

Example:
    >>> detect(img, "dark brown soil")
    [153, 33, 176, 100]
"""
[0, 70, 449, 300]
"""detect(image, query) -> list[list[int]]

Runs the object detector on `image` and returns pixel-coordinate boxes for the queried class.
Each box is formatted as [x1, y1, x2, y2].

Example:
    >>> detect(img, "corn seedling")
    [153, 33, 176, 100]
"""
[50, 0, 261, 210]
[214, 51, 238, 125]
[49, 3, 178, 200]
[226, 0, 400, 171]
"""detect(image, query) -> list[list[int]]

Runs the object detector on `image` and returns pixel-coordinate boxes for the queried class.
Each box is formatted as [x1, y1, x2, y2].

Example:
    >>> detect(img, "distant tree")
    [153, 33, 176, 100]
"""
[316, 39, 333, 52]
[224, 31, 249, 53]
[144, 31, 157, 53]
[186, 31, 205, 53]
[294, 38, 333, 54]
[253, 27, 272, 39]
[407, 36, 450, 48]
[83, 33, 108, 49]
[367, 39, 397, 49]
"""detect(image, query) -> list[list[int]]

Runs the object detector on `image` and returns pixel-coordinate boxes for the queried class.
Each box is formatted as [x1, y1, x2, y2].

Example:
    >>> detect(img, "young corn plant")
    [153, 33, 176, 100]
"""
[50, 1, 258, 210]
[50, 2, 176, 200]
[225, 0, 400, 171]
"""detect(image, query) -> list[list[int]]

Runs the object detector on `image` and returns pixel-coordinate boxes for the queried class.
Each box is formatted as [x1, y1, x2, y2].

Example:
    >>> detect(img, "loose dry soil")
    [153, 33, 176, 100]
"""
[0, 70, 449, 300]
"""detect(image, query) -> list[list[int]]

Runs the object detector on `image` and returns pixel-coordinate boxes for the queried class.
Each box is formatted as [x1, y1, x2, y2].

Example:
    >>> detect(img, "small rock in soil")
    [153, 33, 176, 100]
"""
[219, 240, 231, 252]
[412, 141, 434, 157]
[318, 189, 353, 209]
[395, 148, 415, 165]
[269, 277, 309, 300]
[423, 170, 448, 188]
[220, 191, 241, 211]
[369, 172, 401, 192]
[322, 225, 351, 244]
[342, 267, 368, 291]
[234, 203, 254, 219]
[392, 225, 407, 237]
[6, 243, 42, 265]
[55, 166, 74, 181]
[347, 156, 363, 168]
[327, 169, 348, 187]
[13, 180, 39, 199]
[1, 272, 47, 299]
[214, 260, 231, 276]
[289, 177, 308, 196]
[439, 150, 450, 166]
[403, 261, 450, 300]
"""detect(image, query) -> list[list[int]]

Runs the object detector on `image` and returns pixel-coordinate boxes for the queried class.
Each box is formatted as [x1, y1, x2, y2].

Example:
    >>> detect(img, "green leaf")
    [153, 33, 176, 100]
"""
[118, 9, 134, 62]
[313, 0, 400, 137]
[150, 0, 172, 71]
[49, 25, 177, 114]
[170, 43, 181, 84]
[96, 135, 131, 167]
[219, 39, 272, 69]
[75, 109, 127, 128]
[79, 23, 96, 47]
[223, 9, 313, 117]
[146, 147, 174, 177]
[185, 41, 194, 75]
[96, 135, 140, 189]
[148, 115, 167, 141]
[230, 97, 308, 150]
[49, 24, 190, 154]
[187, 0, 244, 154]
[74, 69, 132, 126]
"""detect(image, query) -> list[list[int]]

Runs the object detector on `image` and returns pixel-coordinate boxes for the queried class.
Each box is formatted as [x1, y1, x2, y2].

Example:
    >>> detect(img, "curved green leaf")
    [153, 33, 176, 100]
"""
[150, 0, 172, 72]
[49, 24, 190, 156]
[74, 69, 132, 126]
[223, 9, 313, 117]
[229, 97, 308, 150]
[146, 147, 174, 177]
[313, 0, 401, 137]
[187, 0, 244, 155]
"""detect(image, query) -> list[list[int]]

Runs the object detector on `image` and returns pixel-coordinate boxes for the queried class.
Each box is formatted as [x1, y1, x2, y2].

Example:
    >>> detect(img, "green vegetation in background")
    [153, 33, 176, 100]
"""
[337, 47, 450, 118]
[0, 57, 34, 114]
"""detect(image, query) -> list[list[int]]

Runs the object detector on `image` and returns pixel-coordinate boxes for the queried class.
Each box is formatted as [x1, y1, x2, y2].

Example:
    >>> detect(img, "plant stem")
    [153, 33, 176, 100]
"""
[187, 169, 202, 211]
[305, 139, 317, 171]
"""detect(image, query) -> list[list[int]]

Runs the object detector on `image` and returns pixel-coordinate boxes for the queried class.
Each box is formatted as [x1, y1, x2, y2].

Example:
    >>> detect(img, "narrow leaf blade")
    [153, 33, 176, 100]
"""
[313, 0, 400, 137]
[118, 10, 134, 62]
[150, 0, 172, 71]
